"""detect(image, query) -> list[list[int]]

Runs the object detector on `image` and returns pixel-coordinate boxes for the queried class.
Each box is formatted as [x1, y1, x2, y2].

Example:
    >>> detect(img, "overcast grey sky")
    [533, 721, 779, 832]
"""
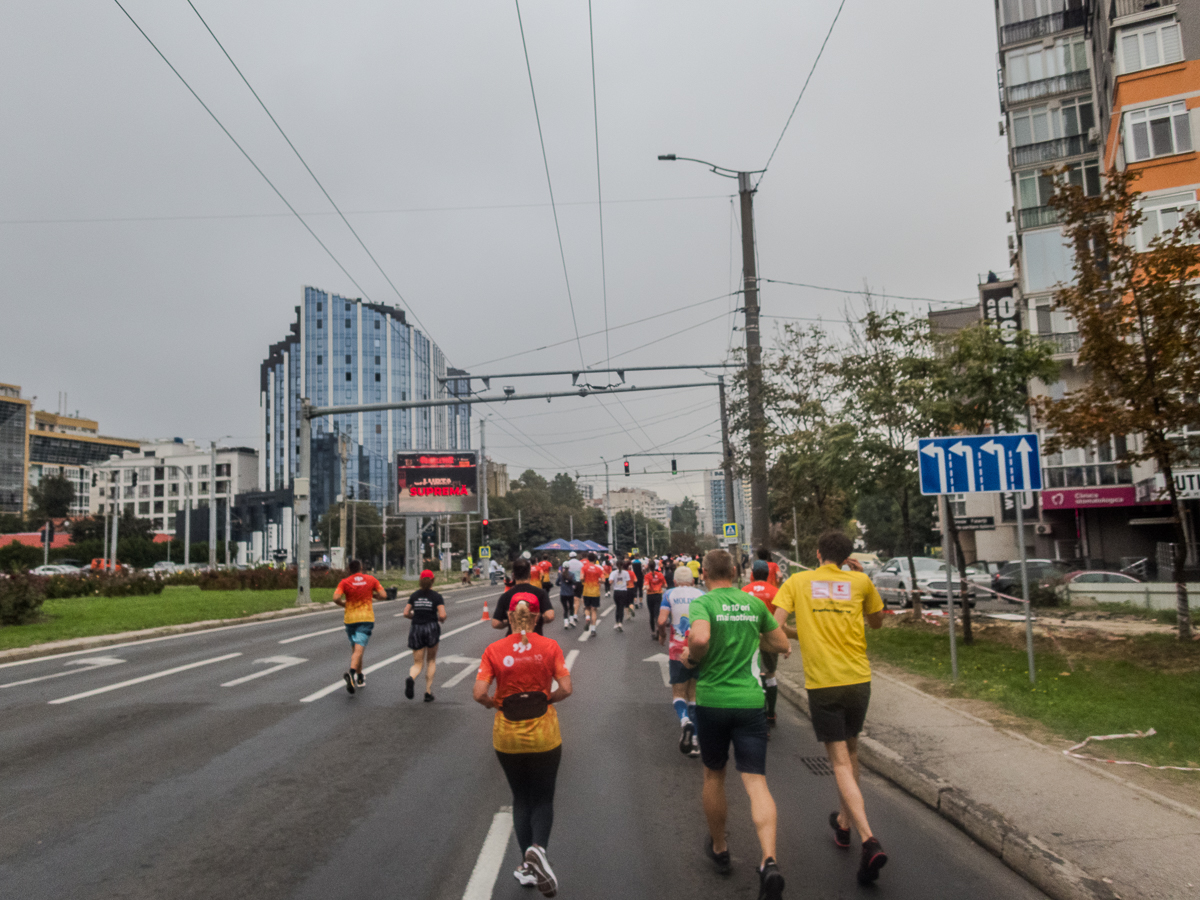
[2, 0, 1011, 508]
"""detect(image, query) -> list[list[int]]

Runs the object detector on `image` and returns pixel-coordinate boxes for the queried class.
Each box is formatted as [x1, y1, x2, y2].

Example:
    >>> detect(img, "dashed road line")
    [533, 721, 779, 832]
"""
[48, 653, 243, 705]
[460, 808, 513, 900]
[278, 625, 345, 644]
[221, 656, 307, 687]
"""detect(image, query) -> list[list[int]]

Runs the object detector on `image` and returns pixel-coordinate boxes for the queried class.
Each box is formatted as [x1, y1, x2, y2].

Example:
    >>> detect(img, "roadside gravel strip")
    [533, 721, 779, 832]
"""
[775, 673, 1121, 900]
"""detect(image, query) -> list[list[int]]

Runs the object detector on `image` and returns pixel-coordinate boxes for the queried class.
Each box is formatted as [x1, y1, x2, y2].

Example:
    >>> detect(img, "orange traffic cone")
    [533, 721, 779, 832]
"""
[481, 602, 490, 621]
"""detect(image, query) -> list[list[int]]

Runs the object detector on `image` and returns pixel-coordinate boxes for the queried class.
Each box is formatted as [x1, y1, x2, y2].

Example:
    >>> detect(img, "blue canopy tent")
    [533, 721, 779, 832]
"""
[567, 540, 591, 553]
[582, 540, 609, 552]
[533, 539, 574, 551]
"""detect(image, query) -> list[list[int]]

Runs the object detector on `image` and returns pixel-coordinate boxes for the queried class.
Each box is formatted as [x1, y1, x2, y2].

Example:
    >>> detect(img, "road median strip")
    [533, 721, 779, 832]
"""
[775, 672, 1120, 900]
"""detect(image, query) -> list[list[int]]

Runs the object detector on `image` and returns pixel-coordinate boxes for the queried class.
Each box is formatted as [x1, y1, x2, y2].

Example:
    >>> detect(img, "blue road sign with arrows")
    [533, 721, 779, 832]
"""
[918, 433, 1042, 495]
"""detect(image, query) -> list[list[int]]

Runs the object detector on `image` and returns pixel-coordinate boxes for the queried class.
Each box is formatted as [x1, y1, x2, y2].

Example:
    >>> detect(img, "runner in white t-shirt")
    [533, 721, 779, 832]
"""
[657, 565, 704, 757]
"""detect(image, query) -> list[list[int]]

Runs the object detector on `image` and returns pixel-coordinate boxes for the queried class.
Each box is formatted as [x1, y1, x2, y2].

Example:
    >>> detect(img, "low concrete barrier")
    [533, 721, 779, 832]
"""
[1065, 581, 1199, 610]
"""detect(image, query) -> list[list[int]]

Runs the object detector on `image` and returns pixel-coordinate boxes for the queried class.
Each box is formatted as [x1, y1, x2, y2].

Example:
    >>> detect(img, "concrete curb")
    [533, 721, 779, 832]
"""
[0, 578, 483, 664]
[775, 673, 1120, 900]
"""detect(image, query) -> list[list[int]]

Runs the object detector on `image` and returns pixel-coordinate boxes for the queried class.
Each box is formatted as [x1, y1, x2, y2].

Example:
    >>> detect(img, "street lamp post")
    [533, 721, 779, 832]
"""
[658, 155, 769, 550]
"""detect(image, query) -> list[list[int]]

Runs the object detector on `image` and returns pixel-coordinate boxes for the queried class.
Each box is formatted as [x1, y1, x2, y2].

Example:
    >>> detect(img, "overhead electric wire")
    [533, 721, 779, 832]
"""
[183, 0, 434, 338]
[514, 0, 587, 370]
[756, 0, 848, 189]
[598, 310, 731, 364]
[760, 278, 974, 306]
[108, 0, 375, 303]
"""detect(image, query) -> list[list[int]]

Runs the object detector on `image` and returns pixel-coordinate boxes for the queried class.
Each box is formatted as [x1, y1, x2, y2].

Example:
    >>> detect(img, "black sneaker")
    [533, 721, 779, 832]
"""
[343, 672, 355, 695]
[758, 858, 785, 900]
[857, 838, 888, 885]
[706, 837, 731, 875]
[424, 692, 435, 703]
[355, 670, 366, 688]
[829, 812, 850, 849]
[679, 720, 696, 755]
[404, 676, 414, 699]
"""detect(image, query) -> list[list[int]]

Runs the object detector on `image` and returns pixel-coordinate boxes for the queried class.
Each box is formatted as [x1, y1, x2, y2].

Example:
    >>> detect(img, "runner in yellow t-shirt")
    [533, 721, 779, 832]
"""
[333, 559, 387, 694]
[772, 531, 888, 886]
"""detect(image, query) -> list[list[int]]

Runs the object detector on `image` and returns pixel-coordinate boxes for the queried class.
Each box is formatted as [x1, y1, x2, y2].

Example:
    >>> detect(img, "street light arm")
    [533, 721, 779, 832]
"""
[656, 154, 764, 178]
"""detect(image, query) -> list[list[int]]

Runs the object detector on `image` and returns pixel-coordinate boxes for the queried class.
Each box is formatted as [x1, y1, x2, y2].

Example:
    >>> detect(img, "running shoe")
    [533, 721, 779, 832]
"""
[689, 734, 701, 758]
[355, 670, 366, 688]
[857, 837, 888, 884]
[829, 812, 850, 849]
[523, 845, 558, 897]
[679, 720, 695, 755]
[614, 622, 623, 632]
[424, 692, 435, 703]
[758, 858, 785, 900]
[404, 676, 415, 700]
[343, 672, 356, 695]
[706, 837, 731, 875]
[513, 863, 538, 887]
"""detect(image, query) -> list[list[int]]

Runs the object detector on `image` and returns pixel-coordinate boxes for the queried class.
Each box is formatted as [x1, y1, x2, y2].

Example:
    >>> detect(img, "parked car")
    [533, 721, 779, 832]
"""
[849, 552, 883, 576]
[873, 556, 975, 607]
[964, 561, 1004, 587]
[29, 564, 81, 576]
[991, 559, 1076, 599]
[1061, 570, 1142, 584]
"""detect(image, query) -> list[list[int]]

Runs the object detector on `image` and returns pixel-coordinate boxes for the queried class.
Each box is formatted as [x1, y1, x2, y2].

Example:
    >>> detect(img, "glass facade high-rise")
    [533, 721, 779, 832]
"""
[260, 288, 470, 526]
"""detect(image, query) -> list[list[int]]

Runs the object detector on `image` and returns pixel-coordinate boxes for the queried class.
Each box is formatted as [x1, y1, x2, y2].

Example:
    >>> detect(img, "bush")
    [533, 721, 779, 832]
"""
[197, 567, 347, 591]
[0, 575, 46, 625]
[38, 572, 165, 599]
[1030, 578, 1064, 608]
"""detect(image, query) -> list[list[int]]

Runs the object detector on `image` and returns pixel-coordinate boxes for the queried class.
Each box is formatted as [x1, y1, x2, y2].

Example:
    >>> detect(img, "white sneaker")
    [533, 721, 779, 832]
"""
[614, 622, 623, 631]
[513, 863, 538, 887]
[524, 845, 558, 897]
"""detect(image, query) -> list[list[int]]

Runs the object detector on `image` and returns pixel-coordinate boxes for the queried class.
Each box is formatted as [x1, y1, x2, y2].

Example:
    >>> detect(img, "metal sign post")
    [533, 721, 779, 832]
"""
[938, 495, 959, 682]
[920, 433, 1043, 684]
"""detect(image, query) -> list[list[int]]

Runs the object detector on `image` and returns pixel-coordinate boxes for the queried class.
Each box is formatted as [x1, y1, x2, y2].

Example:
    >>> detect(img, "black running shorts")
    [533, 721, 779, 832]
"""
[806, 681, 871, 744]
[407, 621, 441, 650]
[694, 706, 768, 775]
[583, 594, 601, 608]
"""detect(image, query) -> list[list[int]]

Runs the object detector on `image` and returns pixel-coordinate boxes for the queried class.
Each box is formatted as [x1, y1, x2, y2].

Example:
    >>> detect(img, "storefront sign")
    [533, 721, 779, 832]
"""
[1042, 485, 1168, 510]
[1137, 470, 1200, 501]
[953, 516, 996, 531]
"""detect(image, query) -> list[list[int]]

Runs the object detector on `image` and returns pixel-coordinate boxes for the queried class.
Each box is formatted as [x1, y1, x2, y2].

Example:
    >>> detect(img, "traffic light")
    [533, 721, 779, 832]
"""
[671, 458, 677, 475]
[623, 459, 630, 477]
[482, 518, 489, 542]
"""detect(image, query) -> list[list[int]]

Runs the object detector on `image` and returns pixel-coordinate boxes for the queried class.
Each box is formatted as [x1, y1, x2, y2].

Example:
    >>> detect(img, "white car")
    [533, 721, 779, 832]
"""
[29, 564, 81, 576]
[873, 556, 976, 607]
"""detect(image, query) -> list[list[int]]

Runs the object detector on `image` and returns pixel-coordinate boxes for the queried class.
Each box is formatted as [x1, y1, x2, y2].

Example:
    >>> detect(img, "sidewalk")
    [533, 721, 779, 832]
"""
[775, 653, 1200, 900]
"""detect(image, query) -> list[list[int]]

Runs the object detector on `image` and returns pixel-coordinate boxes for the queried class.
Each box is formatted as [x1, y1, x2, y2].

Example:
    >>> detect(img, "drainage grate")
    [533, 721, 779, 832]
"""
[801, 756, 834, 776]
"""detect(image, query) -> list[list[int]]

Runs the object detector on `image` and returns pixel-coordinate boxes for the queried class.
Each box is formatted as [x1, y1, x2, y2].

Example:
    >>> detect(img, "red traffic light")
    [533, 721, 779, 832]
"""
[623, 460, 630, 476]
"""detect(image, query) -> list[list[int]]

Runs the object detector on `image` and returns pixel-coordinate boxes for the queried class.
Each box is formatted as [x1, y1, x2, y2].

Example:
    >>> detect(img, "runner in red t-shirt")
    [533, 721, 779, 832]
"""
[644, 560, 667, 640]
[757, 547, 781, 588]
[744, 559, 782, 725]
[333, 559, 387, 694]
[474, 597, 572, 895]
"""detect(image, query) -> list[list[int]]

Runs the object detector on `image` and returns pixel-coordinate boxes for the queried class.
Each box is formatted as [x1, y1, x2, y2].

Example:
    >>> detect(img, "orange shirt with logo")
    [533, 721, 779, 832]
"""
[743, 579, 779, 614]
[645, 571, 666, 594]
[477, 632, 569, 753]
[337, 573, 382, 624]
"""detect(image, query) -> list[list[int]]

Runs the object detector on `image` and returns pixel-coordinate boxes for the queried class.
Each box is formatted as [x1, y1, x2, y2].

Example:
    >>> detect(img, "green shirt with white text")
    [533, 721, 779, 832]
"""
[688, 586, 779, 708]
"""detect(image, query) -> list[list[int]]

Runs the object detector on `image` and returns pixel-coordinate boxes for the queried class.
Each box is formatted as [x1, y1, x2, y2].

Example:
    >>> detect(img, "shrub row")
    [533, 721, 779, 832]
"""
[0, 572, 164, 626]
[197, 567, 347, 591]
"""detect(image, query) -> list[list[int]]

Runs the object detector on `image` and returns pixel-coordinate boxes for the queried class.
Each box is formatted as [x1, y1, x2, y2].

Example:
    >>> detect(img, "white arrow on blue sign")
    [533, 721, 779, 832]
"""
[918, 434, 1042, 495]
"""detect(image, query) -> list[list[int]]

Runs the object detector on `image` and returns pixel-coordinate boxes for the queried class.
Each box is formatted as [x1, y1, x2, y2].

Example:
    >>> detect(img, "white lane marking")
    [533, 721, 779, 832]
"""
[48, 653, 242, 705]
[600, 605, 614, 618]
[644, 652, 671, 687]
[577, 627, 593, 642]
[461, 808, 514, 900]
[300, 618, 485, 702]
[1, 657, 125, 690]
[278, 625, 345, 644]
[221, 656, 307, 687]
[552, 649, 579, 692]
[0, 607, 339, 671]
[440, 655, 481, 690]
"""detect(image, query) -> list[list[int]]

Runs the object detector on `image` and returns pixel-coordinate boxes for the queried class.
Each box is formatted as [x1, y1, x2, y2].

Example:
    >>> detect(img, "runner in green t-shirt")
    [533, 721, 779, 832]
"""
[682, 549, 789, 900]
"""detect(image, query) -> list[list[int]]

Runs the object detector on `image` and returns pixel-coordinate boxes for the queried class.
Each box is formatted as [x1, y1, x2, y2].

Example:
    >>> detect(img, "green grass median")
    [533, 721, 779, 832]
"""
[0, 585, 336, 652]
[867, 621, 1200, 770]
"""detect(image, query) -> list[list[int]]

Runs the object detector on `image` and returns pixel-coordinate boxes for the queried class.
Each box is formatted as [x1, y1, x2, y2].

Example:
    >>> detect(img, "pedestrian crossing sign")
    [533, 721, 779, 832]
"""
[723, 523, 739, 539]
[479, 546, 491, 559]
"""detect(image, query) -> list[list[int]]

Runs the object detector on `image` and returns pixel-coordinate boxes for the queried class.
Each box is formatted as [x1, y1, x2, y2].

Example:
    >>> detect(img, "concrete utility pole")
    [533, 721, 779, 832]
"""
[603, 459, 613, 552]
[718, 376, 741, 571]
[183, 493, 191, 567]
[209, 441, 218, 570]
[225, 483, 231, 568]
[338, 433, 349, 566]
[296, 399, 311, 604]
[381, 506, 387, 575]
[351, 495, 357, 562]
[110, 475, 119, 570]
[736, 171, 768, 551]
[479, 418, 488, 553]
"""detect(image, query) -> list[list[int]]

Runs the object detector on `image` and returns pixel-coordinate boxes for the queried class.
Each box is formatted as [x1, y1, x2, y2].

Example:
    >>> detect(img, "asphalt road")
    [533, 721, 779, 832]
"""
[0, 583, 1046, 899]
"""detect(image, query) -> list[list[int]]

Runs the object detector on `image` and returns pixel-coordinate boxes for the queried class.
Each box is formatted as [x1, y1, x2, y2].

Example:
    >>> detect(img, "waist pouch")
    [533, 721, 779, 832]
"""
[501, 692, 549, 721]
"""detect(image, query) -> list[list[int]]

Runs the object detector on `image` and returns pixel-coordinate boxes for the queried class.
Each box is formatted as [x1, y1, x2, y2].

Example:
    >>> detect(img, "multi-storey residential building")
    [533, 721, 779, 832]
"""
[0, 384, 31, 514]
[27, 411, 140, 517]
[708, 470, 745, 537]
[89, 439, 257, 537]
[260, 288, 469, 529]
[486, 459, 509, 498]
[603, 487, 672, 529]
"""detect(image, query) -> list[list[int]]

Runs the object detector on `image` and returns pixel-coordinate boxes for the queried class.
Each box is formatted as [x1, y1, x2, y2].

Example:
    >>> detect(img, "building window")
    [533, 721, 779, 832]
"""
[168, 500, 179, 513]
[1064, 160, 1102, 196]
[169, 466, 180, 479]
[345, 354, 351, 364]
[1006, 36, 1086, 87]
[199, 465, 209, 476]
[139, 484, 150, 498]
[216, 480, 229, 494]
[1125, 102, 1192, 162]
[154, 467, 164, 480]
[375, 355, 380, 364]
[1119, 21, 1183, 74]
[200, 481, 209, 495]
[375, 424, 382, 434]
[1135, 191, 1199, 250]
[168, 483, 179, 496]
[345, 319, 352, 328]
[345, 372, 352, 381]
[185, 466, 193, 477]
[154, 501, 164, 513]
[154, 484, 164, 497]
[138, 501, 150, 515]
[123, 485, 134, 499]
[316, 319, 323, 329]
[375, 373, 381, 382]
[317, 301, 322, 311]
[1043, 436, 1132, 487]
[1018, 170, 1056, 209]
[216, 464, 230, 477]
[1012, 98, 1094, 148]
[317, 355, 323, 365]
[345, 302, 351, 311]
[153, 517, 164, 530]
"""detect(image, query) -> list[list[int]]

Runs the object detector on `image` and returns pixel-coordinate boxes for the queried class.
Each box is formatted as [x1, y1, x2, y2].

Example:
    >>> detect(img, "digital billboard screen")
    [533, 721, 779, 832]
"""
[396, 451, 478, 514]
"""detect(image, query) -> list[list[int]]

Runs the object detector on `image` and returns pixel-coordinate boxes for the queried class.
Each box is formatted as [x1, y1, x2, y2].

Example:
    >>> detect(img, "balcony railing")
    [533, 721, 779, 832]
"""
[1113, 0, 1168, 20]
[1007, 70, 1092, 104]
[1001, 7, 1088, 45]
[1012, 133, 1098, 167]
[1020, 205, 1062, 228]
[1041, 331, 1082, 354]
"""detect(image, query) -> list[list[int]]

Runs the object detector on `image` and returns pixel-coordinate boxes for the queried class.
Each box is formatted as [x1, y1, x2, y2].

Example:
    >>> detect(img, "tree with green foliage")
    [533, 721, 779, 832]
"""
[29, 474, 75, 519]
[670, 497, 699, 534]
[1038, 167, 1200, 640]
[318, 502, 382, 565]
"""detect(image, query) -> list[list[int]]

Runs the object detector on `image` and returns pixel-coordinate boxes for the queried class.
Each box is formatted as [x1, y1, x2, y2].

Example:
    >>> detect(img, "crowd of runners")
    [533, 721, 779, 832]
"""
[330, 533, 889, 899]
